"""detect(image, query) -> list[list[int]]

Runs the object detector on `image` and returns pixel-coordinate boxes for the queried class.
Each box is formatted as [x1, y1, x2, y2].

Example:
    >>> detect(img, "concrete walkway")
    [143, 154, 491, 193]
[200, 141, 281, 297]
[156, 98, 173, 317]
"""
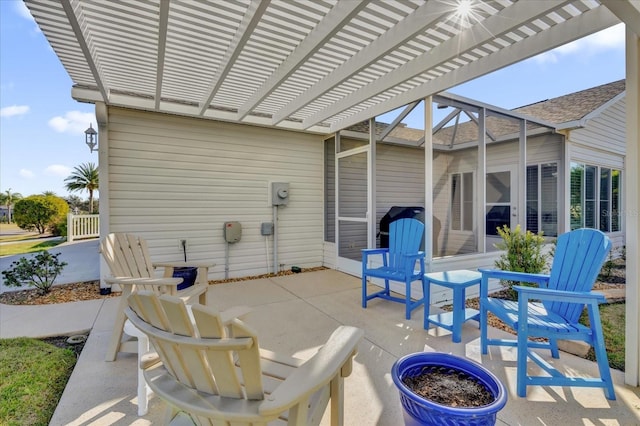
[1, 269, 639, 425]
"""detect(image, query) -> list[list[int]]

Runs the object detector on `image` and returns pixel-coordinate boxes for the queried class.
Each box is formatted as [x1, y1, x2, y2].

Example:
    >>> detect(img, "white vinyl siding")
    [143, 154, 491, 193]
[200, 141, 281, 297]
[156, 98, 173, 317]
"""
[107, 107, 324, 279]
[570, 97, 626, 155]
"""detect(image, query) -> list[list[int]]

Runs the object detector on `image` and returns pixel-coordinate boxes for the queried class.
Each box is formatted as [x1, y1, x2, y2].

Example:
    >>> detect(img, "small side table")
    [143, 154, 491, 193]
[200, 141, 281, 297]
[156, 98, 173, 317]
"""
[423, 270, 481, 343]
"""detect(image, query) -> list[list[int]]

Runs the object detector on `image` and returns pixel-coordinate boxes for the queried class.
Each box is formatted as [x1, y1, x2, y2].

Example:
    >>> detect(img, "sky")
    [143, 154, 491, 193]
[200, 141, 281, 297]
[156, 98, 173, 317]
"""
[0, 0, 627, 199]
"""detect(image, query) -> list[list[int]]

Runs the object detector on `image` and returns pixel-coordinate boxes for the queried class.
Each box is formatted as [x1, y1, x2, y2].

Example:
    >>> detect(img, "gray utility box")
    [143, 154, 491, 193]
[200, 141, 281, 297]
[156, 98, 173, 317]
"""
[271, 182, 289, 206]
[224, 221, 242, 243]
[261, 222, 274, 236]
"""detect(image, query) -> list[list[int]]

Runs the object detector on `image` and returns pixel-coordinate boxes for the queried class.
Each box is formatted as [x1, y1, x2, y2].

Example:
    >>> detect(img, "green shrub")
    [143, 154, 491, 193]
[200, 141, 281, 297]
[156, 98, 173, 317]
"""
[50, 219, 67, 237]
[1, 251, 67, 294]
[494, 225, 549, 299]
[13, 195, 69, 234]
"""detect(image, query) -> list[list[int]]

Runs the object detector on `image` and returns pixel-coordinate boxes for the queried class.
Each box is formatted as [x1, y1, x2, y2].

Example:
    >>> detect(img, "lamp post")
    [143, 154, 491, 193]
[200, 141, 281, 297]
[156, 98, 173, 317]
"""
[85, 123, 98, 152]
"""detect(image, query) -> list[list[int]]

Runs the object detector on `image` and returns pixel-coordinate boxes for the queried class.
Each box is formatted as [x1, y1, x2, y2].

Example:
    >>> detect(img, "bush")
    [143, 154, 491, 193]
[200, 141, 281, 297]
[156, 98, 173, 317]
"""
[1, 251, 67, 294]
[50, 219, 67, 237]
[13, 195, 69, 234]
[494, 225, 549, 299]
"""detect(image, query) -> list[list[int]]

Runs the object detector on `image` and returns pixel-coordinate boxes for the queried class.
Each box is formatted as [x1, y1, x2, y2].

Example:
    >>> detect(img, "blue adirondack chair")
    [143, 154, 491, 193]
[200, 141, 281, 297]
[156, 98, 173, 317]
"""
[362, 218, 425, 319]
[479, 228, 615, 400]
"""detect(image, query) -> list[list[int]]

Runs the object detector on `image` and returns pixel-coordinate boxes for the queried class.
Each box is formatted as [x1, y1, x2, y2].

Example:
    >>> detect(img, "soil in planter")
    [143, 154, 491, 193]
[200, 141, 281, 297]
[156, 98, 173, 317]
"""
[403, 367, 494, 408]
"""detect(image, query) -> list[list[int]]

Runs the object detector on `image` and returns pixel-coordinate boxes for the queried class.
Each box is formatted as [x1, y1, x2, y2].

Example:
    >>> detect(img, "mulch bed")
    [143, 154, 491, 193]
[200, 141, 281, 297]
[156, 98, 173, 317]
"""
[0, 281, 120, 305]
[0, 267, 328, 306]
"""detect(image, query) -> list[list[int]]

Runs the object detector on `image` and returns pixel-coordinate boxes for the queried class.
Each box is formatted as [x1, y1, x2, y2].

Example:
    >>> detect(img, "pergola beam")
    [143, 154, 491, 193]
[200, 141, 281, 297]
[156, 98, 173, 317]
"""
[154, 0, 170, 110]
[305, 0, 573, 130]
[60, 0, 109, 103]
[329, 5, 618, 132]
[601, 0, 640, 35]
[271, 0, 452, 125]
[198, 0, 270, 116]
[236, 0, 366, 121]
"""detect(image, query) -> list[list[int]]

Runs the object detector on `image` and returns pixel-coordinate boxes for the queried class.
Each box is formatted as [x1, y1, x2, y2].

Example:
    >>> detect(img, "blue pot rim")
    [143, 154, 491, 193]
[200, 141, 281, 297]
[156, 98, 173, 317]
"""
[392, 352, 508, 416]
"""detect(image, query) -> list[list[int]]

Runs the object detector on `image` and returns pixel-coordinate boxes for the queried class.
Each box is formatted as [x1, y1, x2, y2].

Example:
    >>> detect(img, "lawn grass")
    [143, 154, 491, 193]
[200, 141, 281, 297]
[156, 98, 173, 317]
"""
[580, 302, 625, 371]
[0, 233, 41, 243]
[0, 338, 76, 426]
[0, 239, 63, 256]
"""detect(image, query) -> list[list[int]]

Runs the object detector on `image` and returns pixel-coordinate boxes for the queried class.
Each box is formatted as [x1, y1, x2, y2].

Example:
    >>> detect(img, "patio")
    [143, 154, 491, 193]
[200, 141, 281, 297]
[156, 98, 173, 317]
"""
[10, 269, 637, 425]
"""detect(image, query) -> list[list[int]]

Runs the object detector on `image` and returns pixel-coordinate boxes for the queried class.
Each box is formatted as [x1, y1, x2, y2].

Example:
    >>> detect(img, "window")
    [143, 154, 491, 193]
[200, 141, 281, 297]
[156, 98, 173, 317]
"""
[451, 172, 473, 231]
[570, 162, 621, 232]
[526, 163, 558, 237]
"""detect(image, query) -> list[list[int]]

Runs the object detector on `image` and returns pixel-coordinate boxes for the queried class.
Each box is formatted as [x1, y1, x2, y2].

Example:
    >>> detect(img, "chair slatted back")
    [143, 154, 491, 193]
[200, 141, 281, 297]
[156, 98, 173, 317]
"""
[126, 291, 265, 400]
[546, 228, 611, 322]
[100, 233, 159, 292]
[388, 218, 424, 270]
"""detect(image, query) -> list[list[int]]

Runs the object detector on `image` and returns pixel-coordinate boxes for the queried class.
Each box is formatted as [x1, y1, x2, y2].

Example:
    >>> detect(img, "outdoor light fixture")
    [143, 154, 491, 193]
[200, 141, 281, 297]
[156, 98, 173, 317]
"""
[85, 123, 98, 152]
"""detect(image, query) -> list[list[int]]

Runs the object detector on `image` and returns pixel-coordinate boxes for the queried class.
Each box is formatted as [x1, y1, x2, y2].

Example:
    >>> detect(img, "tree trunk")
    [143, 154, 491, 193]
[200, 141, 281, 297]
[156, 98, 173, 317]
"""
[89, 190, 94, 214]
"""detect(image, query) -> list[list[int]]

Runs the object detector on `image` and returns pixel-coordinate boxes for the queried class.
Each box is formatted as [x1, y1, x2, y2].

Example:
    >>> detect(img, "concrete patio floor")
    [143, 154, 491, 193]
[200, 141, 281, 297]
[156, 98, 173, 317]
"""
[1, 269, 639, 425]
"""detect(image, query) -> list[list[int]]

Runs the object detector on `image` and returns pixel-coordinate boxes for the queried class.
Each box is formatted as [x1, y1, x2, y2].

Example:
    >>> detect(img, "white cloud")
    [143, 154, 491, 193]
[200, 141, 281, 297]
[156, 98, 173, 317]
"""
[19, 169, 35, 179]
[48, 111, 96, 135]
[44, 165, 71, 177]
[533, 23, 625, 64]
[0, 105, 30, 118]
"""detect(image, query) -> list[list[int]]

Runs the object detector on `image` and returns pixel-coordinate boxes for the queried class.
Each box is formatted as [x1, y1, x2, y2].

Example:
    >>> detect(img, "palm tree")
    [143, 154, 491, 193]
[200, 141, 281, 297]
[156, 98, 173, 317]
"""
[0, 188, 23, 223]
[65, 163, 99, 214]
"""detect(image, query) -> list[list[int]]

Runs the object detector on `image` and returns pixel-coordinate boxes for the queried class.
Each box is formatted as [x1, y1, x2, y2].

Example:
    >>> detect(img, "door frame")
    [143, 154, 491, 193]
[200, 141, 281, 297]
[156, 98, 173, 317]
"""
[335, 143, 371, 275]
[485, 165, 518, 251]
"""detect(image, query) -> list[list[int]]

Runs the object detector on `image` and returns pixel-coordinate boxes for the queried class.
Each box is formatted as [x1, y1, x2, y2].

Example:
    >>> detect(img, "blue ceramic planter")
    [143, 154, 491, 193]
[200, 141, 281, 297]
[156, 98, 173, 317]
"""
[172, 267, 197, 290]
[392, 353, 507, 426]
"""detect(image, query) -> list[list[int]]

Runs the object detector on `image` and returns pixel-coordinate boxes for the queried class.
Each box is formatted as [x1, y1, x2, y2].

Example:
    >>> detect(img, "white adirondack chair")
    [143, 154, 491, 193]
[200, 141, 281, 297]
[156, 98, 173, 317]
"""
[125, 290, 364, 425]
[100, 233, 215, 362]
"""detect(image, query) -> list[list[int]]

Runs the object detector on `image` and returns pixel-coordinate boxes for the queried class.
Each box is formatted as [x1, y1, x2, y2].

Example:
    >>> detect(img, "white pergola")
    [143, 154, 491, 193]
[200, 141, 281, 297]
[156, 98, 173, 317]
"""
[25, 0, 640, 387]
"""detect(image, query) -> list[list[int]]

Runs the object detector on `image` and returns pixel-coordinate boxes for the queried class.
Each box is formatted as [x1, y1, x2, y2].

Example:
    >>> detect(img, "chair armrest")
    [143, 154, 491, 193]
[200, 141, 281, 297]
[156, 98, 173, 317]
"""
[105, 276, 183, 287]
[153, 261, 216, 269]
[258, 326, 364, 417]
[514, 286, 606, 304]
[362, 248, 388, 255]
[362, 248, 389, 266]
[478, 268, 550, 286]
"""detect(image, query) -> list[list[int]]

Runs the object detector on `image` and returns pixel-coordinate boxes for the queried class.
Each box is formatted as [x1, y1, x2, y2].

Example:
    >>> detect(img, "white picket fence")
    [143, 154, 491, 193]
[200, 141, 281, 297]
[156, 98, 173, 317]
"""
[67, 213, 100, 242]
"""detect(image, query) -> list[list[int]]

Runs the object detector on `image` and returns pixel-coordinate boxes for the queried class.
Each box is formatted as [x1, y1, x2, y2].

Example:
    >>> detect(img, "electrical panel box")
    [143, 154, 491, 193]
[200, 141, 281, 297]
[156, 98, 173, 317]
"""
[261, 222, 273, 236]
[223, 221, 242, 243]
[271, 182, 289, 206]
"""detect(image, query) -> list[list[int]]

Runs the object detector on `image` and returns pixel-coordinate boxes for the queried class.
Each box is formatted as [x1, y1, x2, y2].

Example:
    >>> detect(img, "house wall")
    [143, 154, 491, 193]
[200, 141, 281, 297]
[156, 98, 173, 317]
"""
[106, 107, 325, 279]
[570, 97, 626, 156]
[567, 96, 626, 250]
[436, 133, 564, 255]
[324, 132, 564, 259]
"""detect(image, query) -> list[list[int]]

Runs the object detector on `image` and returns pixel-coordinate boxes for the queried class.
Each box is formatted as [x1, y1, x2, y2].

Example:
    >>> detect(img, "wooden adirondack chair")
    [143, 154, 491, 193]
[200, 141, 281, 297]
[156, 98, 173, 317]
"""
[125, 290, 364, 425]
[100, 233, 215, 362]
[479, 228, 615, 400]
[362, 218, 425, 319]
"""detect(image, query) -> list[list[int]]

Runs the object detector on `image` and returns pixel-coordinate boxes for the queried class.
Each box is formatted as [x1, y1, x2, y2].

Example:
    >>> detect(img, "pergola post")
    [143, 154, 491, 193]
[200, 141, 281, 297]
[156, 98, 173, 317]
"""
[625, 27, 640, 388]
[424, 97, 433, 271]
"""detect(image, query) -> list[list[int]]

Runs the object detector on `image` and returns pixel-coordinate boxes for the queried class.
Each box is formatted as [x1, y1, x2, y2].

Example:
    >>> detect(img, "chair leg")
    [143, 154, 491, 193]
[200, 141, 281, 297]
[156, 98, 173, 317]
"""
[405, 280, 412, 320]
[362, 275, 368, 308]
[480, 303, 489, 355]
[105, 296, 129, 362]
[516, 325, 529, 397]
[549, 338, 560, 359]
[589, 306, 616, 400]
